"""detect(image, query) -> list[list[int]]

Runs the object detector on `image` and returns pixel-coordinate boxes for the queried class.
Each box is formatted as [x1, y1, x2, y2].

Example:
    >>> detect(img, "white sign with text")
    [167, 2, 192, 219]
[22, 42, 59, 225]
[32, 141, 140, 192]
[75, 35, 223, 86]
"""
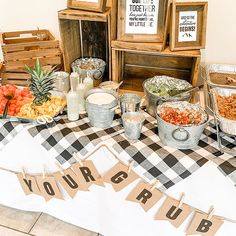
[178, 11, 198, 42]
[125, 0, 159, 34]
[76, 0, 98, 3]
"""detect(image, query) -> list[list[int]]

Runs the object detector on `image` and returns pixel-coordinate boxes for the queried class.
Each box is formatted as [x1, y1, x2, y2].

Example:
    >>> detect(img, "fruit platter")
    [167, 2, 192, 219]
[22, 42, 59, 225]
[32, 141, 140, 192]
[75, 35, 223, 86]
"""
[0, 60, 66, 123]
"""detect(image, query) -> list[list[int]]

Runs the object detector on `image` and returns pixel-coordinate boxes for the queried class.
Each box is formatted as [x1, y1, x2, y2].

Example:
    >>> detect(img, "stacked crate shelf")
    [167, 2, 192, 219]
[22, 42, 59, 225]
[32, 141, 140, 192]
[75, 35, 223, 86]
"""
[0, 29, 62, 86]
[58, 0, 117, 83]
[111, 40, 201, 91]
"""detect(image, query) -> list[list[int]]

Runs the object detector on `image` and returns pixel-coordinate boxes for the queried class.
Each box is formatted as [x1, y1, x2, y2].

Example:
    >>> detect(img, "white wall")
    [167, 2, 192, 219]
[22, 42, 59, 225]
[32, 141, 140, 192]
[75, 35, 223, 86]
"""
[0, 0, 236, 65]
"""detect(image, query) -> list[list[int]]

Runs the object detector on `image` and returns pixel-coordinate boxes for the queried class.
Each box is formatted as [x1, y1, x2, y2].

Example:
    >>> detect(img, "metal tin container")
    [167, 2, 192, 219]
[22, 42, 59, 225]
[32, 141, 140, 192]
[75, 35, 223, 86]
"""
[85, 88, 118, 128]
[122, 112, 145, 140]
[211, 87, 236, 135]
[204, 64, 236, 111]
[120, 93, 141, 115]
[143, 76, 192, 117]
[54, 71, 70, 94]
[71, 58, 106, 80]
[156, 102, 209, 149]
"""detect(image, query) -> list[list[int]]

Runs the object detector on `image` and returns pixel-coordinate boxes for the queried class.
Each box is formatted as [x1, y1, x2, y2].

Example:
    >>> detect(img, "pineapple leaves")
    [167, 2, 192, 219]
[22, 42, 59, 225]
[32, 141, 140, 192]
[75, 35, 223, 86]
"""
[26, 59, 56, 106]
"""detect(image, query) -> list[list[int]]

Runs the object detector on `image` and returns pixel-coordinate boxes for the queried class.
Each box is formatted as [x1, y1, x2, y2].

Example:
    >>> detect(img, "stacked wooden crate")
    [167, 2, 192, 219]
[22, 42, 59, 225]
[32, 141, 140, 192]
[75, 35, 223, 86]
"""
[0, 29, 62, 86]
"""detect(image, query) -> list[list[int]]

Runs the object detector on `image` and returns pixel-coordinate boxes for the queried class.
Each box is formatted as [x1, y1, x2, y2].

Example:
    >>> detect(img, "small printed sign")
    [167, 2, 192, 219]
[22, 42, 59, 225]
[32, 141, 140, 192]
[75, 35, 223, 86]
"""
[76, 0, 98, 2]
[178, 11, 198, 42]
[125, 0, 159, 34]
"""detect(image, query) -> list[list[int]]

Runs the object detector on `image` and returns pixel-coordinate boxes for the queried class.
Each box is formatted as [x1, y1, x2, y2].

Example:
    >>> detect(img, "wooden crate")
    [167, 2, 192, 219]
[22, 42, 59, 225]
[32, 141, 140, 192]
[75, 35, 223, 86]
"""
[58, 0, 117, 81]
[111, 41, 201, 91]
[0, 29, 62, 86]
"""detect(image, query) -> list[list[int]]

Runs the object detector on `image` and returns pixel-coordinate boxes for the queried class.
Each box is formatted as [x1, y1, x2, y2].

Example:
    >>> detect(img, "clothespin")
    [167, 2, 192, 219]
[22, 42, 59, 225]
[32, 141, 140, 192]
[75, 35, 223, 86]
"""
[42, 165, 46, 179]
[55, 162, 65, 175]
[73, 152, 84, 166]
[128, 160, 135, 173]
[207, 206, 215, 220]
[150, 180, 159, 192]
[22, 167, 26, 179]
[178, 193, 185, 208]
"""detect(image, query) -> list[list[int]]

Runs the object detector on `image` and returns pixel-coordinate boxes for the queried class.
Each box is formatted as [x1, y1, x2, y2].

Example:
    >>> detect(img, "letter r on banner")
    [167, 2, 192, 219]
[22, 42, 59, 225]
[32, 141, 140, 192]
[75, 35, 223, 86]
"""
[127, 181, 163, 212]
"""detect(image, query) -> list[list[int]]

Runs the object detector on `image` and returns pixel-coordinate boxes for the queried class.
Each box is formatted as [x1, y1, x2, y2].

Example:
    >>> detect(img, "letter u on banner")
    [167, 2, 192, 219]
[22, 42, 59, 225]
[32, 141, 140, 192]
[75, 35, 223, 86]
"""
[54, 168, 88, 198]
[155, 197, 192, 228]
[186, 212, 224, 236]
[102, 162, 139, 192]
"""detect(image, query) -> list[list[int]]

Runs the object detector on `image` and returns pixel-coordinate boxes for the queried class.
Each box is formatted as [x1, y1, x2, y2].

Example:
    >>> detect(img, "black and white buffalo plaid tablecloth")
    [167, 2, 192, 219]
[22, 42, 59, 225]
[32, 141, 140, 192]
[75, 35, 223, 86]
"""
[0, 120, 26, 150]
[105, 113, 233, 191]
[1, 111, 236, 191]
[28, 114, 124, 164]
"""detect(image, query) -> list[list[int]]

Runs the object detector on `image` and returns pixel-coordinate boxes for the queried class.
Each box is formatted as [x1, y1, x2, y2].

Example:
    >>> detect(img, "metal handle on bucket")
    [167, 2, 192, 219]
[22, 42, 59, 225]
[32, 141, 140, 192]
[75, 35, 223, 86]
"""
[172, 128, 190, 142]
[93, 69, 103, 80]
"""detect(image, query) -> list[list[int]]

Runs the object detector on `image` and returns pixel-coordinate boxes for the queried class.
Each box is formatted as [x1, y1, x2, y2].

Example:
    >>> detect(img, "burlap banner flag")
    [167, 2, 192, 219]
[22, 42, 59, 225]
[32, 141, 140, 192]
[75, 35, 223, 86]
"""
[186, 212, 224, 236]
[35, 175, 63, 201]
[126, 181, 163, 212]
[102, 162, 139, 192]
[54, 168, 88, 198]
[15, 153, 227, 235]
[16, 173, 41, 196]
[71, 160, 104, 188]
[155, 196, 192, 228]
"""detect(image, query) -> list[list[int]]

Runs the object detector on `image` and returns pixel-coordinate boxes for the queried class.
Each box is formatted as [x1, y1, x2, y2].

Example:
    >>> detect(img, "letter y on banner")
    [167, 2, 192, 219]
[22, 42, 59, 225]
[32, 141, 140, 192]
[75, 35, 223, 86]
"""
[102, 162, 139, 192]
[16, 173, 41, 196]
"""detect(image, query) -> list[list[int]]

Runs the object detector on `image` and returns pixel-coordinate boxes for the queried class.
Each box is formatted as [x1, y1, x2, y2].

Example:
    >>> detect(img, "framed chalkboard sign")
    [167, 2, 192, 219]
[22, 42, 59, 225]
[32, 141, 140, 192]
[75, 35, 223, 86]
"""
[117, 0, 167, 42]
[170, 1, 208, 51]
[68, 0, 107, 13]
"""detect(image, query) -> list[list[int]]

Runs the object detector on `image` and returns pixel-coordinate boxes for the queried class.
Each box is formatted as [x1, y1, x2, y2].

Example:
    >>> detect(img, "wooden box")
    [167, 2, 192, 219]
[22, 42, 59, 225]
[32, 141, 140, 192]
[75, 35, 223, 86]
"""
[0, 29, 62, 86]
[58, 0, 117, 81]
[111, 40, 201, 91]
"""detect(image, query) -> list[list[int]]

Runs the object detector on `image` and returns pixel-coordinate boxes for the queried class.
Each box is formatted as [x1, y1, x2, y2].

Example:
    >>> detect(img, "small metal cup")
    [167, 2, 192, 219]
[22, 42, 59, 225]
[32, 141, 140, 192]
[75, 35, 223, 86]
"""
[122, 112, 145, 140]
[54, 72, 70, 94]
[120, 93, 141, 115]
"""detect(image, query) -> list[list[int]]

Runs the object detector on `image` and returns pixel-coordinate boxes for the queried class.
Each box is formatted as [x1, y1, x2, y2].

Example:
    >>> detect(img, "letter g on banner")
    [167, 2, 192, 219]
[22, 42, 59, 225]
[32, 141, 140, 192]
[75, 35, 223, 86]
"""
[102, 162, 139, 192]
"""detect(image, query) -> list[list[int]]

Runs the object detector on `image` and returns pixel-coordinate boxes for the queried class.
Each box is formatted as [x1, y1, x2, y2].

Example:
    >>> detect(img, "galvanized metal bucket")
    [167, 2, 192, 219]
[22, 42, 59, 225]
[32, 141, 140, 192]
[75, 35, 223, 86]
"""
[122, 112, 145, 140]
[156, 103, 209, 149]
[143, 76, 192, 117]
[85, 88, 118, 128]
[120, 93, 141, 115]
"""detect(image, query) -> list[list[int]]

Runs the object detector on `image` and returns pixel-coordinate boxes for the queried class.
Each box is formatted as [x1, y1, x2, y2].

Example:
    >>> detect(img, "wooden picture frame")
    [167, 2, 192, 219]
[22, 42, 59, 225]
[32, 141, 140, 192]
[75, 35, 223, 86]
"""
[170, 1, 208, 51]
[68, 0, 107, 13]
[117, 0, 167, 42]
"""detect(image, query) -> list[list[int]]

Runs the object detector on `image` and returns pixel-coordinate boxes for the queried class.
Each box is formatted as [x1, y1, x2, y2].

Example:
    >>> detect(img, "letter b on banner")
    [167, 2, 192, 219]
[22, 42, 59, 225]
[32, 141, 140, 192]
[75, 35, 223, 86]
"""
[197, 219, 213, 233]
[186, 212, 224, 236]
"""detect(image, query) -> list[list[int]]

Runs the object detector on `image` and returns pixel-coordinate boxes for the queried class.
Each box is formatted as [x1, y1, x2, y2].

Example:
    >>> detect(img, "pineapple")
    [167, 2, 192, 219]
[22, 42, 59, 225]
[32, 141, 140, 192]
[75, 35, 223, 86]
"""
[26, 59, 56, 106]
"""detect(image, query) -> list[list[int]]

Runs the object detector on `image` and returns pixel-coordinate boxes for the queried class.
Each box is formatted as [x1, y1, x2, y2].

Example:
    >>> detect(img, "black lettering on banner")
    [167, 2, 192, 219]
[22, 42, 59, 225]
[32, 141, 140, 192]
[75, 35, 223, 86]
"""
[196, 219, 213, 233]
[136, 189, 152, 204]
[43, 182, 55, 196]
[111, 171, 128, 184]
[62, 175, 79, 189]
[166, 206, 183, 220]
[79, 167, 96, 183]
[23, 179, 33, 192]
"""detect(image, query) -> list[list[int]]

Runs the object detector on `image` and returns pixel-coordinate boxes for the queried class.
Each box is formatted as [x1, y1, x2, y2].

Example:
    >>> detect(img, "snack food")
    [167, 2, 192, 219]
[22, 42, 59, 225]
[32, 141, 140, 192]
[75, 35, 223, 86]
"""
[0, 85, 33, 116]
[158, 102, 206, 126]
[217, 94, 236, 120]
